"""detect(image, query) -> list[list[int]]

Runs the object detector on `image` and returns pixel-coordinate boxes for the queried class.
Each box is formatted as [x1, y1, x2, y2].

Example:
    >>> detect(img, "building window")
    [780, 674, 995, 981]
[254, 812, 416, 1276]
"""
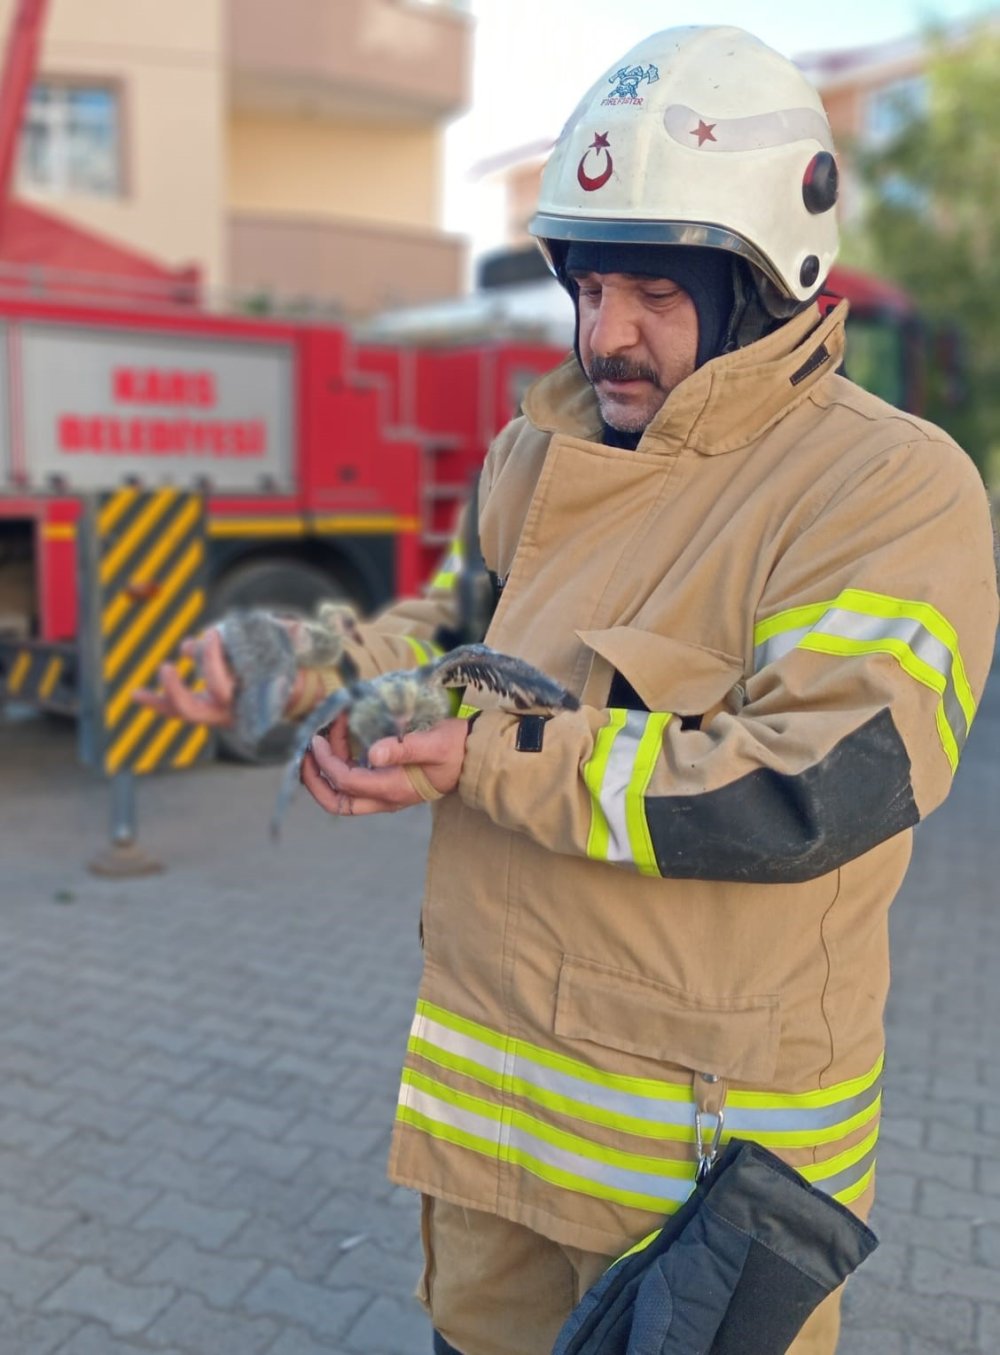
[18, 82, 122, 198]
[864, 75, 926, 146]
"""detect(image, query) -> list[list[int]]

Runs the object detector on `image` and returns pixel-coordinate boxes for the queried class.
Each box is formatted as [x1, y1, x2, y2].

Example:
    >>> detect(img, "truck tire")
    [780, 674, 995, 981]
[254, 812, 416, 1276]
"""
[208, 557, 360, 765]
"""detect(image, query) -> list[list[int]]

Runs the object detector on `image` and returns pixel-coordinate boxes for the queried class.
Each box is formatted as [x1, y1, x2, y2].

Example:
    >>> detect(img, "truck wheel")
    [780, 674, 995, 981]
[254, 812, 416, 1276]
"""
[208, 558, 360, 765]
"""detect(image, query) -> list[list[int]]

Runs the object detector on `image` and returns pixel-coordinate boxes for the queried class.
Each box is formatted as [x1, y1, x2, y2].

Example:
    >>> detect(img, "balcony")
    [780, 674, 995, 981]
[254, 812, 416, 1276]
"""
[228, 0, 473, 124]
[228, 211, 466, 317]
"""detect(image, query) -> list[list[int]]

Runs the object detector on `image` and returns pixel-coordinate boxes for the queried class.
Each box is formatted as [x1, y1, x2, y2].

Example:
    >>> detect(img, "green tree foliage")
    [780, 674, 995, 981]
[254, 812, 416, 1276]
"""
[841, 22, 1000, 483]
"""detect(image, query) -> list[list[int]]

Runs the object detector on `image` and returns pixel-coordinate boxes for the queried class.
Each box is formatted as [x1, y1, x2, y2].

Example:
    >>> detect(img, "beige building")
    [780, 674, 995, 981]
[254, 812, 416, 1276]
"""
[0, 0, 471, 314]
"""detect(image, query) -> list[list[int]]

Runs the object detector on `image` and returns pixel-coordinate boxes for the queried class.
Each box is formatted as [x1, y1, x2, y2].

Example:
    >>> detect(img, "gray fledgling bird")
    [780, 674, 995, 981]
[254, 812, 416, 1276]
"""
[270, 644, 579, 839]
[212, 605, 360, 745]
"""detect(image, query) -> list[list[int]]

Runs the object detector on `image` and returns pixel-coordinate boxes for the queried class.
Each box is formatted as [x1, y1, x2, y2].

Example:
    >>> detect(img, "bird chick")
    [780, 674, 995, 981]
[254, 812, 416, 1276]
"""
[214, 610, 298, 745]
[212, 604, 361, 745]
[270, 643, 579, 839]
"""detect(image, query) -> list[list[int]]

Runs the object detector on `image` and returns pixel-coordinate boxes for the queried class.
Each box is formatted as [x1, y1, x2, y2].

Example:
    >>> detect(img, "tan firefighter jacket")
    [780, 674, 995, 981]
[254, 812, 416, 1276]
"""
[293, 301, 999, 1257]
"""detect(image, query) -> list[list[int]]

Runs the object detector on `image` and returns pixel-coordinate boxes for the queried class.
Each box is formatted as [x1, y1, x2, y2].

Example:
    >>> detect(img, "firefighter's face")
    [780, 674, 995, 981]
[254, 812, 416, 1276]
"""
[573, 272, 699, 434]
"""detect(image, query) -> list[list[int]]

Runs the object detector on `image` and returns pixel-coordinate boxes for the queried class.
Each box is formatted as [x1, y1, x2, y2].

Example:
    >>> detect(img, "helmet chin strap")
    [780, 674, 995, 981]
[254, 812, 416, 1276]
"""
[723, 259, 813, 352]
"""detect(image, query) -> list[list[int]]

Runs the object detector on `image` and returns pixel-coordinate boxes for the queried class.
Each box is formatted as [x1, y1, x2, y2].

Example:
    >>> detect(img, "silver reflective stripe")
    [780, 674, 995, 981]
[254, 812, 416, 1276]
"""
[811, 1143, 878, 1199]
[410, 1010, 882, 1141]
[755, 605, 970, 752]
[598, 711, 649, 864]
[414, 1012, 692, 1129]
[399, 1079, 698, 1207]
[399, 1074, 875, 1205]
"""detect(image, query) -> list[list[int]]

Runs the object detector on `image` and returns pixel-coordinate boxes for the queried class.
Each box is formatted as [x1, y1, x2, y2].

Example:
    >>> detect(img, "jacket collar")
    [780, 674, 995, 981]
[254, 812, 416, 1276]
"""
[521, 301, 848, 457]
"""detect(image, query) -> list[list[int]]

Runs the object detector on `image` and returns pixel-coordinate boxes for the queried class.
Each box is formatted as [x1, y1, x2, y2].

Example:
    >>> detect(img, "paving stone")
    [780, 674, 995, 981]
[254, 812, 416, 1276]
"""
[346, 1293, 429, 1354]
[0, 1112, 75, 1157]
[129, 1114, 230, 1159]
[0, 1195, 79, 1250]
[0, 1296, 80, 1355]
[51, 1323, 185, 1354]
[134, 1238, 262, 1307]
[243, 1265, 370, 1339]
[144, 1293, 277, 1355]
[46, 1175, 158, 1228]
[126, 1148, 240, 1200]
[203, 1095, 300, 1139]
[39, 1264, 174, 1335]
[0, 1241, 76, 1307]
[133, 1191, 249, 1248]
[46, 1219, 173, 1280]
[206, 1128, 312, 1180]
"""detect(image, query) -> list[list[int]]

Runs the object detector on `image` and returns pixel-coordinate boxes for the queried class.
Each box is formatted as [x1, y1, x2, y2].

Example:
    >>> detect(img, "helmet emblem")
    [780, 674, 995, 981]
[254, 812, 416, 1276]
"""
[604, 63, 659, 106]
[691, 119, 718, 147]
[577, 132, 613, 192]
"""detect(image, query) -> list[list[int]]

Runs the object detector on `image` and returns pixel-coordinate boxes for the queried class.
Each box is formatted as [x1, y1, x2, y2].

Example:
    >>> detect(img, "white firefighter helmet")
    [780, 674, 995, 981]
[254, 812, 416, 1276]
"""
[530, 26, 840, 310]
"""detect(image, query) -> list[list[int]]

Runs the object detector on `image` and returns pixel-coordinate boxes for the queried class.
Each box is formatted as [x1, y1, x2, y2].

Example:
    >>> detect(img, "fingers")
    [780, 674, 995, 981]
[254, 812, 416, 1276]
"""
[132, 627, 237, 725]
[195, 629, 236, 705]
[300, 749, 415, 816]
[367, 719, 468, 768]
[132, 660, 232, 725]
[321, 710, 353, 763]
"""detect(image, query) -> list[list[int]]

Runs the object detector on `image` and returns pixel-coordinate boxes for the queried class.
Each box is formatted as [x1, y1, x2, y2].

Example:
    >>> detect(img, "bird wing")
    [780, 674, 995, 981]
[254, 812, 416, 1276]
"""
[270, 686, 353, 840]
[424, 645, 579, 712]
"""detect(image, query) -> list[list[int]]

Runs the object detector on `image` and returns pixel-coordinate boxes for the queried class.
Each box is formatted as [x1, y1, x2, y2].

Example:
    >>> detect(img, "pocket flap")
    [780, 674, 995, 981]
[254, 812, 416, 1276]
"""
[576, 627, 744, 715]
[554, 954, 780, 1085]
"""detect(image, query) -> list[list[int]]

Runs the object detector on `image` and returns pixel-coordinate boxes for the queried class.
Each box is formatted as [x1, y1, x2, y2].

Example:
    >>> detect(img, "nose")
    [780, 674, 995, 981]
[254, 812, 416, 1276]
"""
[588, 290, 641, 357]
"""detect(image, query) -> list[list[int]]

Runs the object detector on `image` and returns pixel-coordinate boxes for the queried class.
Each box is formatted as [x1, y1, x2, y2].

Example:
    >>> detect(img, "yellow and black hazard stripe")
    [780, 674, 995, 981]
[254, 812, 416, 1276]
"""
[0, 640, 77, 712]
[91, 486, 213, 776]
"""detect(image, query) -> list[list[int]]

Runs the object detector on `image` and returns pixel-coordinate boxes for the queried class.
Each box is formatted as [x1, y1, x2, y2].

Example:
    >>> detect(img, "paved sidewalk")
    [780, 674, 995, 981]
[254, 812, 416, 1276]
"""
[0, 651, 997, 1354]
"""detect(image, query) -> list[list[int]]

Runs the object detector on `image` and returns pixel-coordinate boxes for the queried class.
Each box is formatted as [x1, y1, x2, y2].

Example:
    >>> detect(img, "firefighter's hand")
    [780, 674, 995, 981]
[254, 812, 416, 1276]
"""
[301, 717, 468, 816]
[131, 628, 237, 725]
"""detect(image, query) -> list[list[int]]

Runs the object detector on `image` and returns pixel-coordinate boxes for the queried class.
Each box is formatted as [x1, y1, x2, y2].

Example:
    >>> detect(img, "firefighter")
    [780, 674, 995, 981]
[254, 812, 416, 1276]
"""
[139, 25, 1000, 1355]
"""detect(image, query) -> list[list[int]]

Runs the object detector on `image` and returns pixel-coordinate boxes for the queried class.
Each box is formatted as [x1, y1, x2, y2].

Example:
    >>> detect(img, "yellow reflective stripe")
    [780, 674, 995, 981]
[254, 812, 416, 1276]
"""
[798, 632, 959, 770]
[413, 1000, 882, 1142]
[431, 541, 464, 593]
[402, 635, 442, 666]
[398, 1067, 875, 1209]
[457, 702, 480, 719]
[398, 1070, 696, 1214]
[836, 1162, 876, 1205]
[627, 712, 671, 876]
[404, 1069, 691, 1178]
[754, 587, 975, 772]
[798, 1124, 879, 1185]
[583, 708, 628, 861]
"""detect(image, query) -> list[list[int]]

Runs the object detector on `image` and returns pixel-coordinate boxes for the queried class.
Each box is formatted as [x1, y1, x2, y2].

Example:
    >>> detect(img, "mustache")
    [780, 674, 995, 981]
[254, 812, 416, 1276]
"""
[589, 355, 661, 387]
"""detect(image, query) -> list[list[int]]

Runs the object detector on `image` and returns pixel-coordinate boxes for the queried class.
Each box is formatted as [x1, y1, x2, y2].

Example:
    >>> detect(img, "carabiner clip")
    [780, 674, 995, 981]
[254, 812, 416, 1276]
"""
[695, 1106, 725, 1182]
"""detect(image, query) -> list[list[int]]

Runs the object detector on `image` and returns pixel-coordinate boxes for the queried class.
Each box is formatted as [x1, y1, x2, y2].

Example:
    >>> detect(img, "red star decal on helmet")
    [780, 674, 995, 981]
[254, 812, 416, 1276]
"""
[692, 120, 718, 147]
[577, 132, 613, 192]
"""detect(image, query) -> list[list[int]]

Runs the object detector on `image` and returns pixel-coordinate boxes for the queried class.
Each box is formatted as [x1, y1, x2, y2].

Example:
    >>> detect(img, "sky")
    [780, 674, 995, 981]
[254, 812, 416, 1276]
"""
[443, 0, 999, 256]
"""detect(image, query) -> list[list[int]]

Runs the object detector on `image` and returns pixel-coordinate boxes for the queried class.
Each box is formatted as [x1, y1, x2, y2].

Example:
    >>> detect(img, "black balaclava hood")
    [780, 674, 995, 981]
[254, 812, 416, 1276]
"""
[563, 240, 735, 448]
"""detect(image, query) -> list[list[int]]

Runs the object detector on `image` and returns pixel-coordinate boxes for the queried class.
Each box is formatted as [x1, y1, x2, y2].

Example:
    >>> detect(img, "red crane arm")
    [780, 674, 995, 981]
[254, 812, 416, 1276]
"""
[0, 0, 50, 238]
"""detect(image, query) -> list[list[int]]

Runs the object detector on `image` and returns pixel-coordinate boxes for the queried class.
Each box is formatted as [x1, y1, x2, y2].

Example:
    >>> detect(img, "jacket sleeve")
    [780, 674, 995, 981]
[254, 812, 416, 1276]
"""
[285, 445, 501, 719]
[458, 437, 999, 883]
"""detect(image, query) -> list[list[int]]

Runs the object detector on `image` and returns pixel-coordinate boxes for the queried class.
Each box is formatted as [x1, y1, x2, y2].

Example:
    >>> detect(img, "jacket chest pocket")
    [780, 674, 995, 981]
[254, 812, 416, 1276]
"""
[554, 954, 781, 1085]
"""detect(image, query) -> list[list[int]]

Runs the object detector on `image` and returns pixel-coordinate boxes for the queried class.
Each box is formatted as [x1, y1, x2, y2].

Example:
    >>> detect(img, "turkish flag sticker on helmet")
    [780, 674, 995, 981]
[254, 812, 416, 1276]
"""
[577, 133, 614, 192]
